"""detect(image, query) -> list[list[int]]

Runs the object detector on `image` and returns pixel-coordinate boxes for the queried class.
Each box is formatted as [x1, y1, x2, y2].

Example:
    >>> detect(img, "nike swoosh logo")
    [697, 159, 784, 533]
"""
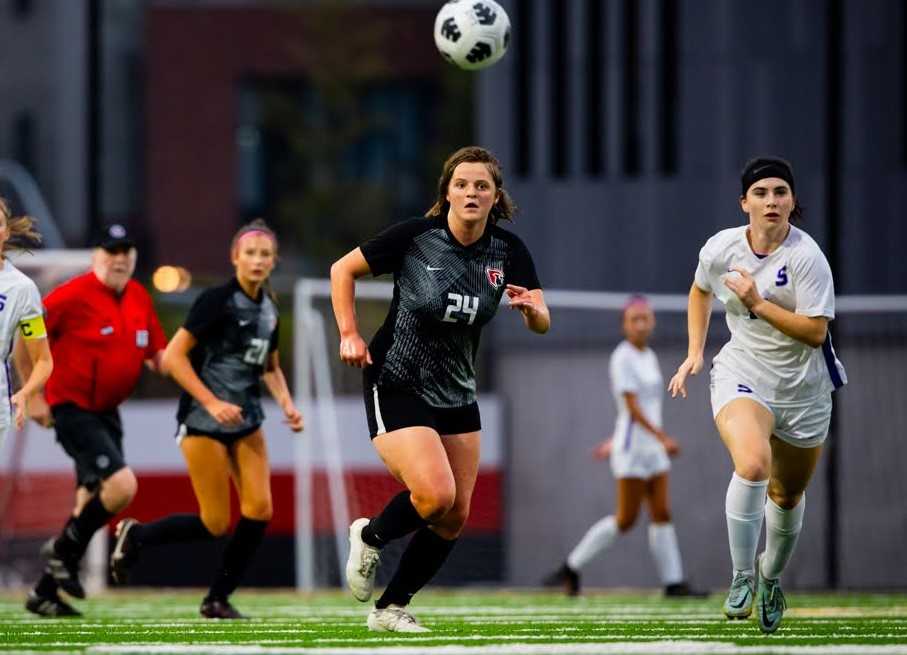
[426, 266, 444, 271]
[239, 319, 252, 326]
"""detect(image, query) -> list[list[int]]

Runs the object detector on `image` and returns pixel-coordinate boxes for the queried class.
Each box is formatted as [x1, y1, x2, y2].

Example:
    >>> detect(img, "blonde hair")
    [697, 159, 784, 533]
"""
[0, 196, 42, 252]
[425, 146, 517, 224]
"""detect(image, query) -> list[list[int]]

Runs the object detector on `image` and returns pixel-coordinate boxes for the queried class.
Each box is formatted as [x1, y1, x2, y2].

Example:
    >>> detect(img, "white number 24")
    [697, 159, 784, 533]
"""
[443, 293, 479, 325]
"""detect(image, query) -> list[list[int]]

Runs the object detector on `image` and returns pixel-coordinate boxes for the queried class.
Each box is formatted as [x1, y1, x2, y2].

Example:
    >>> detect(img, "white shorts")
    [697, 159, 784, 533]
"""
[709, 365, 832, 448]
[610, 432, 671, 479]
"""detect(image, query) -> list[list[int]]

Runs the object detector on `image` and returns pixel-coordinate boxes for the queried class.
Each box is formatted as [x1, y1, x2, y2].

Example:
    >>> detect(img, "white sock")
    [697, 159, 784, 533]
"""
[761, 495, 805, 581]
[566, 515, 618, 571]
[725, 473, 768, 576]
[648, 522, 684, 585]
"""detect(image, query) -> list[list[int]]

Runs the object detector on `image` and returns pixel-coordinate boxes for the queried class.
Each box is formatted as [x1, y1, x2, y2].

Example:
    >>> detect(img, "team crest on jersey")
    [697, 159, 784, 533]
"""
[486, 267, 504, 288]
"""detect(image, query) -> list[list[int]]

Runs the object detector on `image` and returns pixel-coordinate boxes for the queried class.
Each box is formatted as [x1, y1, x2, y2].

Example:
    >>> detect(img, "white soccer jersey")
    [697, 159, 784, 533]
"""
[694, 225, 847, 403]
[610, 340, 665, 458]
[0, 258, 45, 429]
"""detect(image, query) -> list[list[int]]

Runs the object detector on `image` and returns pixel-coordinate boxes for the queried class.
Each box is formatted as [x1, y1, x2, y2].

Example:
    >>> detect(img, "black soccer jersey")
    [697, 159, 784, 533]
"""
[177, 277, 279, 434]
[360, 216, 541, 408]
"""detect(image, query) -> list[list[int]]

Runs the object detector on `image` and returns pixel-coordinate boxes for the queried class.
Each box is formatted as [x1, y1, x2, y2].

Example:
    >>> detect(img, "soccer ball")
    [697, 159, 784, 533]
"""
[433, 1, 511, 71]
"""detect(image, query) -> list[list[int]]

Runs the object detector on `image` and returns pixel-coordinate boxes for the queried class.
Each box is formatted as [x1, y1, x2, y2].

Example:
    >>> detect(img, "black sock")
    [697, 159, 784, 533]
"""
[207, 517, 268, 601]
[133, 514, 214, 547]
[361, 491, 427, 548]
[55, 495, 113, 560]
[375, 528, 457, 609]
[34, 572, 58, 598]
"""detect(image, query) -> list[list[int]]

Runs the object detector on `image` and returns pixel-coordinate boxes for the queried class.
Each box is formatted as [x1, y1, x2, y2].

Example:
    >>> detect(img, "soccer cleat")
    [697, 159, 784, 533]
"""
[723, 570, 755, 619]
[110, 518, 141, 584]
[200, 597, 248, 620]
[367, 604, 430, 633]
[40, 539, 85, 599]
[756, 554, 787, 634]
[25, 590, 81, 618]
[346, 518, 381, 602]
[664, 582, 709, 598]
[542, 563, 580, 597]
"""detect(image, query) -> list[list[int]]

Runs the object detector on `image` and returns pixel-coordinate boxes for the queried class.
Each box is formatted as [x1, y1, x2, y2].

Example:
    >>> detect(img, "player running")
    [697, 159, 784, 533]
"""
[669, 157, 847, 633]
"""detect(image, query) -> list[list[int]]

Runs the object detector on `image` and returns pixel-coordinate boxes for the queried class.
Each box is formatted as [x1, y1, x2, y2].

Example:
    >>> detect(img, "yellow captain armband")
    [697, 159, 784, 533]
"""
[19, 315, 47, 340]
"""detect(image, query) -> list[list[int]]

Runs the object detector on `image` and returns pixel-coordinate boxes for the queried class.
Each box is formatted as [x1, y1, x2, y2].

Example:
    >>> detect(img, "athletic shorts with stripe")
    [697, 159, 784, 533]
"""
[709, 363, 832, 448]
[363, 381, 481, 439]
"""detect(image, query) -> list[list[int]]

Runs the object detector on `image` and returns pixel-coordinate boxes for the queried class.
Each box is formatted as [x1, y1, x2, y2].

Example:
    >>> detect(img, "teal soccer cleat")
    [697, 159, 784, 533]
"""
[723, 570, 755, 619]
[756, 554, 787, 633]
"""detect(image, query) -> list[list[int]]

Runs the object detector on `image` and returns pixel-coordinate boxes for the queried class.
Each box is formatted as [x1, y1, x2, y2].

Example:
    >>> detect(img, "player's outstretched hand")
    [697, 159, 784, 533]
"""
[592, 437, 613, 460]
[283, 403, 304, 433]
[505, 284, 538, 315]
[668, 354, 703, 399]
[339, 333, 372, 368]
[205, 399, 244, 427]
[10, 391, 27, 431]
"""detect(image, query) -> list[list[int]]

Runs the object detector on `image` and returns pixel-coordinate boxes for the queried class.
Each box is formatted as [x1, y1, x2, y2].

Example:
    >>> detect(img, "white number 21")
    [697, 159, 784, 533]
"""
[243, 337, 268, 365]
[443, 293, 479, 325]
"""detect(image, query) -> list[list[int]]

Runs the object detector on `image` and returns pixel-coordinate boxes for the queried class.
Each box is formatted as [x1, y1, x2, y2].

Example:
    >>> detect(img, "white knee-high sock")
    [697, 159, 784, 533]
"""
[725, 473, 768, 576]
[761, 495, 805, 581]
[566, 515, 618, 571]
[648, 522, 684, 585]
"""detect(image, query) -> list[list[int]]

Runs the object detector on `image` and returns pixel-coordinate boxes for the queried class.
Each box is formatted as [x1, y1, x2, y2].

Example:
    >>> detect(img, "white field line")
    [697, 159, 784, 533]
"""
[85, 641, 907, 654]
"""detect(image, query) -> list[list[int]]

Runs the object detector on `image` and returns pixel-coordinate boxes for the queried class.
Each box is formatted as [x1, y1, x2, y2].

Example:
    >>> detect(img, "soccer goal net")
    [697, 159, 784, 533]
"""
[294, 278, 907, 591]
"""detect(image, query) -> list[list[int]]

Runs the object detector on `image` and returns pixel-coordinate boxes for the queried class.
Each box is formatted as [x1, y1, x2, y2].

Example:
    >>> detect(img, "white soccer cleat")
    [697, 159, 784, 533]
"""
[367, 604, 430, 633]
[346, 517, 380, 602]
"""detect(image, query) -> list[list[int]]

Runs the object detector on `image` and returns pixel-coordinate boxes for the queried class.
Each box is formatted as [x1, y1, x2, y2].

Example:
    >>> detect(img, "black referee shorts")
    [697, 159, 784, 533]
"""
[363, 383, 481, 439]
[52, 403, 127, 491]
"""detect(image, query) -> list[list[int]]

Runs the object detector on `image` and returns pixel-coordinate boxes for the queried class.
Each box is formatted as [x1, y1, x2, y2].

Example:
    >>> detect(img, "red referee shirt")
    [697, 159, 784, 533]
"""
[43, 271, 167, 412]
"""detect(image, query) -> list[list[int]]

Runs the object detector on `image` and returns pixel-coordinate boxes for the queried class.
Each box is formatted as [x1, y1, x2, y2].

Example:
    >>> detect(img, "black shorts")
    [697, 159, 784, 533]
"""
[176, 422, 261, 446]
[52, 403, 126, 491]
[363, 383, 481, 439]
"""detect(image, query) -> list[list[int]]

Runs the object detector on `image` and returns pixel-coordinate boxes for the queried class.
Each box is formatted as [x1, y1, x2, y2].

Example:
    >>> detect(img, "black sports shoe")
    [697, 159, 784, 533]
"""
[110, 518, 141, 584]
[200, 597, 248, 620]
[542, 563, 580, 597]
[25, 590, 81, 617]
[664, 582, 709, 598]
[40, 539, 85, 599]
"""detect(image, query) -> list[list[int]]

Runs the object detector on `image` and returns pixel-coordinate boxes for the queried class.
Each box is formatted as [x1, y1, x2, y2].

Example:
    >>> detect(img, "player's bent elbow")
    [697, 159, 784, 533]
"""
[806, 323, 828, 349]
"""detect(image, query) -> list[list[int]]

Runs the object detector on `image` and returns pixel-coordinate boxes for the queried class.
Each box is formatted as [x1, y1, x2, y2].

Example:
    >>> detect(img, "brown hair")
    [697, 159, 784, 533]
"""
[230, 217, 278, 259]
[230, 218, 278, 303]
[0, 197, 42, 253]
[425, 146, 517, 224]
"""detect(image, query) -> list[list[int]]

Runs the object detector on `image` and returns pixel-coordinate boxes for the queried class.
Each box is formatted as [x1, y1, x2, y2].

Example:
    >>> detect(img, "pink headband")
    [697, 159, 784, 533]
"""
[622, 295, 651, 315]
[238, 229, 273, 243]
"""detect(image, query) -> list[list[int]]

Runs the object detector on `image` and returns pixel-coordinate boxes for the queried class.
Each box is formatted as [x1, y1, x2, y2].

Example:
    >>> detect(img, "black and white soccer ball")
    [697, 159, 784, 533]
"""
[433, 1, 511, 71]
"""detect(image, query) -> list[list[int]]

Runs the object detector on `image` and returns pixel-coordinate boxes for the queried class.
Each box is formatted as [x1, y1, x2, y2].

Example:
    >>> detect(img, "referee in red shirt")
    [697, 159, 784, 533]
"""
[22, 224, 167, 617]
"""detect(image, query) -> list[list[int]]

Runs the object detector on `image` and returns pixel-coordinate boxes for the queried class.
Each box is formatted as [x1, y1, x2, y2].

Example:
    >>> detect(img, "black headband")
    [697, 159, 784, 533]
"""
[740, 158, 795, 196]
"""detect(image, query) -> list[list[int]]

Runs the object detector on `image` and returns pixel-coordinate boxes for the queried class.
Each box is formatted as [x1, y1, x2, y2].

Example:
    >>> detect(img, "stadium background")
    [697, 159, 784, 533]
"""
[0, 0, 904, 595]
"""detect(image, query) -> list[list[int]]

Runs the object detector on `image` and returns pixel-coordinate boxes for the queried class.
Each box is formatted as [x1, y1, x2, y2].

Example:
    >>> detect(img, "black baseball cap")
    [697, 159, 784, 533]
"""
[95, 224, 136, 251]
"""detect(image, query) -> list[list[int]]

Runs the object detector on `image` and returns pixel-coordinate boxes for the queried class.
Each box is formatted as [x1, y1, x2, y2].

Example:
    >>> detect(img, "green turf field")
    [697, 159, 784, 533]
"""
[1, 589, 905, 654]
